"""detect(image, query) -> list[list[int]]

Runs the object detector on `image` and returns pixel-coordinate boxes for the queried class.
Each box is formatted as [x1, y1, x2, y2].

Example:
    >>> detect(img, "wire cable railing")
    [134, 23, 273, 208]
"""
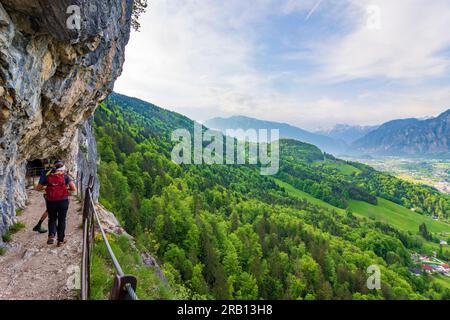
[80, 175, 138, 300]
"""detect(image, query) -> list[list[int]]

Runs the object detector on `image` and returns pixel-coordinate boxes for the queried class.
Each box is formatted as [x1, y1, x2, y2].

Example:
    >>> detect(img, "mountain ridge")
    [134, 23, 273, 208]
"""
[353, 109, 450, 156]
[317, 124, 379, 144]
[204, 115, 348, 155]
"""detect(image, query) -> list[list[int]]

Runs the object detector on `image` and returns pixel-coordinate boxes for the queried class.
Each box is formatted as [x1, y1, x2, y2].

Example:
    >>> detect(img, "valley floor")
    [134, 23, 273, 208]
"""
[343, 157, 450, 194]
[0, 190, 82, 300]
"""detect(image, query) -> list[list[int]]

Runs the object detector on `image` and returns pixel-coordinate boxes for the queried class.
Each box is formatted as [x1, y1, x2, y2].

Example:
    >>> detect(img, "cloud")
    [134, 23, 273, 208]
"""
[115, 1, 268, 113]
[115, 0, 450, 131]
[313, 0, 450, 81]
[296, 87, 450, 130]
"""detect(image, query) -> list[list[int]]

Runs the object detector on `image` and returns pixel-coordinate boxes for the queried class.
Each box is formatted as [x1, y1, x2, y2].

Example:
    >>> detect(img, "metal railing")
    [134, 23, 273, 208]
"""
[76, 172, 84, 200]
[26, 166, 46, 177]
[80, 175, 138, 300]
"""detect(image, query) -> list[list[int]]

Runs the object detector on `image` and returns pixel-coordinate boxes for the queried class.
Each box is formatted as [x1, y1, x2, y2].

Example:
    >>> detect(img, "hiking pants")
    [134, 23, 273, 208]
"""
[47, 199, 69, 242]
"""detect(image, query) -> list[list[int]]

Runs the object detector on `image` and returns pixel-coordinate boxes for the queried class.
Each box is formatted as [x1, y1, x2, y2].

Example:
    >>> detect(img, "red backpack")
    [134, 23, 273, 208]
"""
[46, 173, 69, 202]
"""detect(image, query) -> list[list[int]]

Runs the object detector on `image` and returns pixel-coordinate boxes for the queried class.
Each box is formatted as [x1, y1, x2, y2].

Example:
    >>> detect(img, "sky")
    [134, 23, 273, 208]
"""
[114, 0, 450, 131]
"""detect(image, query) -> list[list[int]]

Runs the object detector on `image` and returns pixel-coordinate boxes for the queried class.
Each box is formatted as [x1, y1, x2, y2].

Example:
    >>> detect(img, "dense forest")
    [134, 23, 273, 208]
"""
[93, 92, 450, 300]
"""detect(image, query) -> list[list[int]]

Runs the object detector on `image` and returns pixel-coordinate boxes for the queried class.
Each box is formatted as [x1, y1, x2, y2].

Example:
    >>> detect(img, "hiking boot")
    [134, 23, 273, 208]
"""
[47, 237, 55, 245]
[57, 240, 66, 247]
[33, 225, 47, 234]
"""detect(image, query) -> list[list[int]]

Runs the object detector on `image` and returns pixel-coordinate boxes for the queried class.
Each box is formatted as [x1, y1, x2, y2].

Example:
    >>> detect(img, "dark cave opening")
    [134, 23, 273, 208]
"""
[26, 159, 52, 177]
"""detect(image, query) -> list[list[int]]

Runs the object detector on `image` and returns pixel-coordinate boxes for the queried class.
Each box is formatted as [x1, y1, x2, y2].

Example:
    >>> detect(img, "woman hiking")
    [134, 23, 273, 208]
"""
[36, 160, 77, 247]
[32, 166, 54, 234]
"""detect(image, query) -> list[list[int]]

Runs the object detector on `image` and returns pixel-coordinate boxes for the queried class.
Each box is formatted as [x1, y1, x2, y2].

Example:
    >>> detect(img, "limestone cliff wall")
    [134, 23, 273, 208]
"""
[0, 0, 133, 242]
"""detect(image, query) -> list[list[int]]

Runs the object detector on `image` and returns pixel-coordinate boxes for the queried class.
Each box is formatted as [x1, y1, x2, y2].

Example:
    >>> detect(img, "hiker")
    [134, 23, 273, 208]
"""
[36, 160, 77, 247]
[32, 211, 48, 233]
[32, 167, 54, 233]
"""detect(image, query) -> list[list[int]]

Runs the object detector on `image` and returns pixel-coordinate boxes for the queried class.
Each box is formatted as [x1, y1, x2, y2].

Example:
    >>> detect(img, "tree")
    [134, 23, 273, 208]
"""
[419, 223, 432, 241]
[235, 272, 258, 300]
[189, 264, 209, 296]
[132, 0, 148, 31]
[98, 136, 115, 162]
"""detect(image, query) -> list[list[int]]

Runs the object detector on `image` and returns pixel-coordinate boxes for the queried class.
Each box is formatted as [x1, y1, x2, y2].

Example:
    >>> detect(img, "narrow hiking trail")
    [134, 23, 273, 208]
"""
[0, 189, 82, 300]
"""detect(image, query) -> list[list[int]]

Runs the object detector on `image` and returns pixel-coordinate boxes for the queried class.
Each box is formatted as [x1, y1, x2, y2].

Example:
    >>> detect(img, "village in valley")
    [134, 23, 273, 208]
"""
[410, 252, 450, 277]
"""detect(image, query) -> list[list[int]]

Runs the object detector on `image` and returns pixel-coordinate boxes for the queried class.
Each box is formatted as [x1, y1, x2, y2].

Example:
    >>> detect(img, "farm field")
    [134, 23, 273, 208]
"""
[276, 179, 450, 252]
[348, 198, 450, 234]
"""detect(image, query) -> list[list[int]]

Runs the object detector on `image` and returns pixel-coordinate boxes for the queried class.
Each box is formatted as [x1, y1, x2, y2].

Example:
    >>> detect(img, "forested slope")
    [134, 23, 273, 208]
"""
[92, 93, 450, 300]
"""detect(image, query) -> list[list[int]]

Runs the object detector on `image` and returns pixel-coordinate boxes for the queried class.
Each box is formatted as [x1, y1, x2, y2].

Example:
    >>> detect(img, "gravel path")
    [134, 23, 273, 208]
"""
[0, 189, 83, 300]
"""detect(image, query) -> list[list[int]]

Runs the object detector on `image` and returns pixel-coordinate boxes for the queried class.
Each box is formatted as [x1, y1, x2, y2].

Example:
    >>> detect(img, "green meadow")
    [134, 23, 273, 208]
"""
[276, 179, 450, 242]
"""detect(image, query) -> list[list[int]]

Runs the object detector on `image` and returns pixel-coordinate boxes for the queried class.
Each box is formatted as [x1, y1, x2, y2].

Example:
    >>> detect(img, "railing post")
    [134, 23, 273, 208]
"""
[81, 175, 95, 300]
[110, 275, 138, 300]
[76, 172, 79, 198]
[80, 172, 84, 202]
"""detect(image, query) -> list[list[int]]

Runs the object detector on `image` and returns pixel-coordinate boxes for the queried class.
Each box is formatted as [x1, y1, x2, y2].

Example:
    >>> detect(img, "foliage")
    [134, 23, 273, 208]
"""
[132, 0, 149, 31]
[15, 208, 23, 217]
[92, 92, 450, 300]
[419, 223, 433, 241]
[1, 222, 25, 243]
[9, 222, 25, 233]
[2, 232, 11, 243]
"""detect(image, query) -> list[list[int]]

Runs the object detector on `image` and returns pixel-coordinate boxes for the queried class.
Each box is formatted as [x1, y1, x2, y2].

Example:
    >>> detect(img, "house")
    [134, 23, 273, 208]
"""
[422, 265, 434, 273]
[411, 253, 420, 262]
[442, 264, 450, 270]
[435, 266, 446, 273]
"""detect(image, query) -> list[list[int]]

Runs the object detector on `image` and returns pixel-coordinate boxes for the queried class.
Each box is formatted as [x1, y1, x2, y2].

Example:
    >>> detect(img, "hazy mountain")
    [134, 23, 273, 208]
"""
[204, 116, 348, 154]
[352, 109, 450, 156]
[317, 124, 379, 144]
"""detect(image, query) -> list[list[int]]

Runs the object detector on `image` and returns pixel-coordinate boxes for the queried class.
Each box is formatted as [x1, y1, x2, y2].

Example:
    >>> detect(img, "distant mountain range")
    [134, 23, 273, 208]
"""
[317, 124, 379, 144]
[205, 109, 450, 157]
[204, 116, 347, 154]
[352, 109, 450, 156]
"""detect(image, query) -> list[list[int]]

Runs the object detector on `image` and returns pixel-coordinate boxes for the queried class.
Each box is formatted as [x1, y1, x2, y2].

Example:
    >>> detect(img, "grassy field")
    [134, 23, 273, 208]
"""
[348, 198, 450, 234]
[275, 179, 345, 213]
[327, 163, 361, 175]
[275, 179, 450, 251]
[433, 275, 450, 290]
[313, 161, 362, 176]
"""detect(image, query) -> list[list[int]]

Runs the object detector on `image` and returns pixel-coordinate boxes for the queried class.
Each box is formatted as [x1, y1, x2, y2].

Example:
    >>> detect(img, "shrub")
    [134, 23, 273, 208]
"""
[9, 222, 25, 234]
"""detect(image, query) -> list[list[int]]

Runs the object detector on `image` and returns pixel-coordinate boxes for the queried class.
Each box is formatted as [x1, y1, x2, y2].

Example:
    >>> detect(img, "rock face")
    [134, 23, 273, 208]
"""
[0, 0, 133, 243]
[73, 116, 100, 200]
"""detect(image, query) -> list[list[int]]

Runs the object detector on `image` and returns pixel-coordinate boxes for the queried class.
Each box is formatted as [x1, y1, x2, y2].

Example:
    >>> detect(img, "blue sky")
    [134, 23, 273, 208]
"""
[115, 0, 450, 130]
